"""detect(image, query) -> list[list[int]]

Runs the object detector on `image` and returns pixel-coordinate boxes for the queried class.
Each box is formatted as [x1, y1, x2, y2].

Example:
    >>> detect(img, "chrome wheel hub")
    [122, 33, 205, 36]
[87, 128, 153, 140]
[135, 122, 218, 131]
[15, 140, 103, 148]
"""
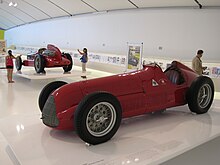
[86, 102, 116, 137]
[197, 84, 212, 108]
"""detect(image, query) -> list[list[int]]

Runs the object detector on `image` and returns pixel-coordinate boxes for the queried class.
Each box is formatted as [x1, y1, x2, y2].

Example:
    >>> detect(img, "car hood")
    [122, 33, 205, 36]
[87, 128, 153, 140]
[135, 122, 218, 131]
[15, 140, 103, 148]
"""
[80, 71, 144, 97]
[51, 82, 84, 113]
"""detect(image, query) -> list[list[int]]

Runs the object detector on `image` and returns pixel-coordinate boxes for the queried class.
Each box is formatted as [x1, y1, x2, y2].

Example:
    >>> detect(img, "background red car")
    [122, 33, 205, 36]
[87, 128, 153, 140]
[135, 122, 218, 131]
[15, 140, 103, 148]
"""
[39, 61, 214, 145]
[15, 44, 73, 73]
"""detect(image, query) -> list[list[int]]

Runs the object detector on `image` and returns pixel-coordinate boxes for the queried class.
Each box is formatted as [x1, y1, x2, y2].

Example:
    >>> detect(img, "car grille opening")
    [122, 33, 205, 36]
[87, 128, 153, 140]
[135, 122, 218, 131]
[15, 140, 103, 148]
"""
[41, 96, 59, 127]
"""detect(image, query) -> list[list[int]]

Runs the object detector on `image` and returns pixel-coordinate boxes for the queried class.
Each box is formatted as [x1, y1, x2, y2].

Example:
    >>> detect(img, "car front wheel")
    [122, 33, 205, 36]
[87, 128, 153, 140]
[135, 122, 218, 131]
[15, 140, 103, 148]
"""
[186, 76, 214, 114]
[62, 53, 73, 72]
[38, 81, 68, 111]
[15, 56, 22, 71]
[34, 54, 45, 73]
[74, 92, 122, 145]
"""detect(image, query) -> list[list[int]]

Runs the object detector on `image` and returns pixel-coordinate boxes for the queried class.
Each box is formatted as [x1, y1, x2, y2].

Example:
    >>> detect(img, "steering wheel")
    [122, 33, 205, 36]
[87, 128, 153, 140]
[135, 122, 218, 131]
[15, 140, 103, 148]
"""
[154, 62, 162, 70]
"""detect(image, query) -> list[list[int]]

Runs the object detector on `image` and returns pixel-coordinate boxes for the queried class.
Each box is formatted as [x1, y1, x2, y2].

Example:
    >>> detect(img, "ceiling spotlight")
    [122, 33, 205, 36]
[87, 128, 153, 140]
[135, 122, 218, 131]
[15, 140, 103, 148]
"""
[8, 1, 18, 7]
[9, 2, 13, 6]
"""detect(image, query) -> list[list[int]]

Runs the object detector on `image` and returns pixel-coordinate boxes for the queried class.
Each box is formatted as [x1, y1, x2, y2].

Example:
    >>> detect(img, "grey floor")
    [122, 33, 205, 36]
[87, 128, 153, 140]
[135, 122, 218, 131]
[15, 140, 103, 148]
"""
[1, 66, 220, 165]
[161, 136, 220, 165]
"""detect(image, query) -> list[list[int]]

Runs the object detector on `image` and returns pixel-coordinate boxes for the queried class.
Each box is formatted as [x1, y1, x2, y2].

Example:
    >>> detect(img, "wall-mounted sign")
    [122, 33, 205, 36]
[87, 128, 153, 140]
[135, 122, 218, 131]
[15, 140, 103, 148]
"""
[126, 43, 143, 71]
[0, 40, 6, 54]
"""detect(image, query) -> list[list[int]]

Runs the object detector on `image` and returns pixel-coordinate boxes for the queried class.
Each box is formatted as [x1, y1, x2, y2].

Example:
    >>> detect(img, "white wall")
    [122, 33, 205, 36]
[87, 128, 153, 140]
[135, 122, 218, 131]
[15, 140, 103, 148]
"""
[5, 8, 220, 62]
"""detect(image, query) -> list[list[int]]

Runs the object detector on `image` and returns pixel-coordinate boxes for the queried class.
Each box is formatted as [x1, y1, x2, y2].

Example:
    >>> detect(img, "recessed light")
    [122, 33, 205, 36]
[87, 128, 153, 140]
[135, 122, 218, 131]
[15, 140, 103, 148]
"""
[9, 2, 13, 6]
[8, 1, 18, 7]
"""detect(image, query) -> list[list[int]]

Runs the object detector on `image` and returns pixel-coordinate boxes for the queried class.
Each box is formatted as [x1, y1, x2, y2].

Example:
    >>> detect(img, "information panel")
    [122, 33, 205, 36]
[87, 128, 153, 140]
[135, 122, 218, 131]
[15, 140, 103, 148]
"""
[0, 40, 6, 53]
[126, 43, 143, 71]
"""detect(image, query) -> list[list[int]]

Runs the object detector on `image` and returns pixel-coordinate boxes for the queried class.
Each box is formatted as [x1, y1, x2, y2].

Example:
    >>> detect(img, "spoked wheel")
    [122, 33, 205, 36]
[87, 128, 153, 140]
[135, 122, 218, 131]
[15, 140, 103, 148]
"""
[15, 56, 22, 71]
[62, 53, 73, 72]
[186, 76, 214, 114]
[74, 92, 122, 145]
[34, 54, 45, 73]
[86, 102, 116, 137]
[197, 84, 212, 109]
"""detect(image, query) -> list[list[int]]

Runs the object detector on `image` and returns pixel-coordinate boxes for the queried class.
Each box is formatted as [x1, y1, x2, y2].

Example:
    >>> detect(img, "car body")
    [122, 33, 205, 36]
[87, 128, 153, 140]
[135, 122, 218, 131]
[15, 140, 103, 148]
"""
[15, 44, 73, 73]
[39, 61, 214, 144]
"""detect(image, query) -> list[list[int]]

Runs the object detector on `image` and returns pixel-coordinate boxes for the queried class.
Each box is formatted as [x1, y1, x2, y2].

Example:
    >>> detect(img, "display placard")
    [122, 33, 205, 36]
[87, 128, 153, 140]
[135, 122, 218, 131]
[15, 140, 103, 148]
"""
[126, 43, 143, 72]
[0, 40, 6, 54]
[211, 67, 220, 77]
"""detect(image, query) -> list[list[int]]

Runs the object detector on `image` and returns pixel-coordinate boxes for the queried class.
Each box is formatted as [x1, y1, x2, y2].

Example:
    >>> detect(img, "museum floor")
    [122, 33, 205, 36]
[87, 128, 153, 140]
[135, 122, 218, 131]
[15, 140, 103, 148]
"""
[1, 66, 220, 165]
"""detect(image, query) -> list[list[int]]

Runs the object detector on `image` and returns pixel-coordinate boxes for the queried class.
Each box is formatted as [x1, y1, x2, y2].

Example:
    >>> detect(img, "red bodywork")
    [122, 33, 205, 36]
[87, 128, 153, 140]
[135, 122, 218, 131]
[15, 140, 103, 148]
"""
[48, 61, 198, 130]
[23, 44, 70, 67]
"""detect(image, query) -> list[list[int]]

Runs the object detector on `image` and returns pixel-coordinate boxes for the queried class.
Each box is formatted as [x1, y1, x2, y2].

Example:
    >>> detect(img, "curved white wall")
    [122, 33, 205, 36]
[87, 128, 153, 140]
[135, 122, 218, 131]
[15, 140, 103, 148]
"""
[5, 8, 220, 62]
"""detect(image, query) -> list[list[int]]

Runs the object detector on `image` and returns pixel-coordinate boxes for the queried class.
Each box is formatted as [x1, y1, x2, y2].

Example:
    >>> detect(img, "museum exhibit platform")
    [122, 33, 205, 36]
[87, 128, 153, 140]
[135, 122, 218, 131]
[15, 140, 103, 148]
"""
[15, 67, 89, 80]
[1, 67, 220, 165]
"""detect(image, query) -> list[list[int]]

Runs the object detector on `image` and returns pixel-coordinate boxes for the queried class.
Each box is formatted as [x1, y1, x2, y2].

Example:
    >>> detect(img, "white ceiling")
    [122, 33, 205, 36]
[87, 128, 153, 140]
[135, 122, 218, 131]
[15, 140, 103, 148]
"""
[0, 0, 220, 30]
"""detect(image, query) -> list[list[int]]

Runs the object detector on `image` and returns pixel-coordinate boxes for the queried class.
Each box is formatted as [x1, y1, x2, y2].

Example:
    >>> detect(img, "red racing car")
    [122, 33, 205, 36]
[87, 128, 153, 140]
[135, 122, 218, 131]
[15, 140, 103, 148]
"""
[15, 44, 72, 73]
[39, 61, 214, 145]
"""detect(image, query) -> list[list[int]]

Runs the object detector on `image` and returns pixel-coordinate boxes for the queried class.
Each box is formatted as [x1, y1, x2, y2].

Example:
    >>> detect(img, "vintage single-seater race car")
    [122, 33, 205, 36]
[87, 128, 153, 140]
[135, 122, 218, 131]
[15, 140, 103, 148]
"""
[39, 61, 214, 145]
[15, 44, 73, 73]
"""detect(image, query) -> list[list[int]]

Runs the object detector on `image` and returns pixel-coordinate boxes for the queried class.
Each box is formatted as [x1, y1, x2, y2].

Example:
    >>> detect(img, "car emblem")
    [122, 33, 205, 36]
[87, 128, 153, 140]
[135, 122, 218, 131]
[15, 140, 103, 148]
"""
[152, 79, 159, 86]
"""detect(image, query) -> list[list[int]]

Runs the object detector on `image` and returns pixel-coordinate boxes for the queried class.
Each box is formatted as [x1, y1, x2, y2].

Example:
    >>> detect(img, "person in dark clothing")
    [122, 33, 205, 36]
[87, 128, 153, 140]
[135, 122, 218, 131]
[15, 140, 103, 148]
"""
[5, 50, 16, 83]
[78, 48, 88, 78]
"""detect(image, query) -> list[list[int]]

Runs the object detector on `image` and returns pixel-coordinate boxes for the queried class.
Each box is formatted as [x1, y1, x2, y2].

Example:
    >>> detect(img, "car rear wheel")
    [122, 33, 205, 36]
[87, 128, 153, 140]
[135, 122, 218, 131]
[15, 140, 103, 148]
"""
[34, 54, 45, 73]
[62, 53, 73, 72]
[38, 81, 67, 111]
[186, 76, 214, 114]
[74, 92, 122, 145]
[15, 56, 22, 71]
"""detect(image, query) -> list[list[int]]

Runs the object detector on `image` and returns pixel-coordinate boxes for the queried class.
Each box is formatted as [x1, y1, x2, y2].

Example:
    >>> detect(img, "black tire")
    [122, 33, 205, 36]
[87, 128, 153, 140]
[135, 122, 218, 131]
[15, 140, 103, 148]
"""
[186, 76, 214, 114]
[74, 92, 122, 145]
[38, 81, 67, 112]
[63, 53, 73, 72]
[34, 54, 45, 73]
[15, 56, 22, 71]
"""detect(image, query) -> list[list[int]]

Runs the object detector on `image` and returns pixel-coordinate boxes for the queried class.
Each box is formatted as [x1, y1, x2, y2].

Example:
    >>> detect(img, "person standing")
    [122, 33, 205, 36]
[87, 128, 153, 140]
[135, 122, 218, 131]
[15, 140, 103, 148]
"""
[77, 48, 88, 78]
[192, 49, 207, 75]
[5, 50, 16, 83]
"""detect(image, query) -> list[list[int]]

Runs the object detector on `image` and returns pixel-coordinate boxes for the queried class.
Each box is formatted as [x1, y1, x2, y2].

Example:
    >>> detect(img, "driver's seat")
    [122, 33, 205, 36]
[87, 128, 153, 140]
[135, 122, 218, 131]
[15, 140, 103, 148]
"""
[165, 62, 184, 85]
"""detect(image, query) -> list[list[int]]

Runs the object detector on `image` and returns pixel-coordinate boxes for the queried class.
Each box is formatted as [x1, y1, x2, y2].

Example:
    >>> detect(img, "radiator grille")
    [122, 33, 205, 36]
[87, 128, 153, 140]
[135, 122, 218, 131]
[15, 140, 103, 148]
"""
[41, 96, 59, 127]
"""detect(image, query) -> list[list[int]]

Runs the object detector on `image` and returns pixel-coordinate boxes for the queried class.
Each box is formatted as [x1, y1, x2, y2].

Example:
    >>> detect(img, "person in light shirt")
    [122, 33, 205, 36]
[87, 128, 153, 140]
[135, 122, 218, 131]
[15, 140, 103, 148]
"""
[192, 49, 207, 75]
